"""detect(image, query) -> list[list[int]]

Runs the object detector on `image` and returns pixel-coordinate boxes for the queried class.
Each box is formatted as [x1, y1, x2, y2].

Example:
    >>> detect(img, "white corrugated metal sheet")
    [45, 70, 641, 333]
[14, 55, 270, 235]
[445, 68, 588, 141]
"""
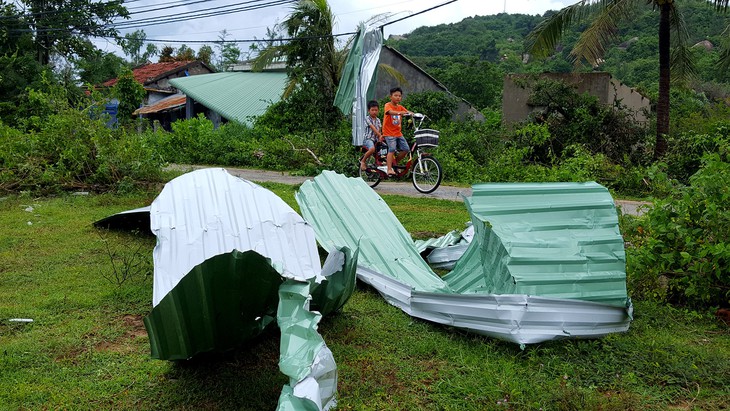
[150, 168, 321, 306]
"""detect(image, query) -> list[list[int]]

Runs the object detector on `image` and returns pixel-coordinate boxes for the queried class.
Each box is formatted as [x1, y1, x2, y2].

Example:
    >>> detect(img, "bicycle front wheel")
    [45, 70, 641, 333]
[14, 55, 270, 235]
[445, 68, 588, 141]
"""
[411, 156, 442, 193]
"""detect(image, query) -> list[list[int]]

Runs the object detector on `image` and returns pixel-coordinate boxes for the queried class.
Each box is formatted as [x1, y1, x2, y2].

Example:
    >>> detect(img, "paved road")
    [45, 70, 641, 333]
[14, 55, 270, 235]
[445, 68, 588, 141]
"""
[170, 164, 649, 216]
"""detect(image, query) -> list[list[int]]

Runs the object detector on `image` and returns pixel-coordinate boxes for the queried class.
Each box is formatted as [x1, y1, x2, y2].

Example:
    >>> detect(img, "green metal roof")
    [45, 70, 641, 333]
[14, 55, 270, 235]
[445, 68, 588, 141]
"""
[443, 182, 628, 307]
[169, 72, 287, 125]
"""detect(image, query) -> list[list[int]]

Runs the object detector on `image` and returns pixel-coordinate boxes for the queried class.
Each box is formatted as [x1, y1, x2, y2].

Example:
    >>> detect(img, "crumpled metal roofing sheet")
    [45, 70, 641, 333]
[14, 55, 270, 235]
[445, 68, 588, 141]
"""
[169, 72, 287, 125]
[144, 168, 351, 410]
[150, 167, 321, 306]
[295, 170, 449, 293]
[444, 182, 628, 307]
[296, 171, 632, 345]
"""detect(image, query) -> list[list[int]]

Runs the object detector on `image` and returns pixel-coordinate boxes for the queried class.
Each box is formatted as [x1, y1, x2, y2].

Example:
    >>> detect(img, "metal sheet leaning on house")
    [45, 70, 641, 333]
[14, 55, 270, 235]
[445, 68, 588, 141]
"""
[295, 171, 632, 346]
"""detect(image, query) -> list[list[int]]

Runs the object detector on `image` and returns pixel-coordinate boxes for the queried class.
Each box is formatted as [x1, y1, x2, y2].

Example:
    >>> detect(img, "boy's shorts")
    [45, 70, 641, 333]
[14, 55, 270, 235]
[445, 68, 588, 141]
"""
[385, 136, 410, 153]
[362, 139, 376, 150]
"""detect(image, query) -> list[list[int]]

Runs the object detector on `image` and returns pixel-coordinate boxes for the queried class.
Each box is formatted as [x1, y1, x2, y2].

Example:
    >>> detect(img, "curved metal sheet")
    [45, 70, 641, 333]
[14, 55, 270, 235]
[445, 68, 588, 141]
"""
[150, 168, 321, 306]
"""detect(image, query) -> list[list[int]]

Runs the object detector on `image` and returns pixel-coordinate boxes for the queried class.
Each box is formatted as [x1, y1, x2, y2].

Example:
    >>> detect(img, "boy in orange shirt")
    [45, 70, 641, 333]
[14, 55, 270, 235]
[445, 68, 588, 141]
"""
[382, 87, 412, 176]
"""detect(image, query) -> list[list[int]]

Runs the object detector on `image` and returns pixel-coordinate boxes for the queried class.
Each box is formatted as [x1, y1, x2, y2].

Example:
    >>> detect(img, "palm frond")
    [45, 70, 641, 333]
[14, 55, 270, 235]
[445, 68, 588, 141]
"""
[525, 0, 595, 59]
[668, 2, 695, 83]
[251, 44, 285, 72]
[282, 76, 299, 99]
[570, 0, 636, 66]
[670, 45, 696, 83]
[717, 23, 730, 73]
[378, 63, 407, 87]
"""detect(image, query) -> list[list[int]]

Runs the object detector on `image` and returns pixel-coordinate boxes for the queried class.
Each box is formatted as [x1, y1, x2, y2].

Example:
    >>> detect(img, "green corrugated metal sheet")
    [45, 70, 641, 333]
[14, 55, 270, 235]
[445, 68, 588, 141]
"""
[169, 72, 287, 125]
[296, 171, 449, 293]
[144, 250, 283, 360]
[297, 172, 628, 307]
[443, 182, 628, 307]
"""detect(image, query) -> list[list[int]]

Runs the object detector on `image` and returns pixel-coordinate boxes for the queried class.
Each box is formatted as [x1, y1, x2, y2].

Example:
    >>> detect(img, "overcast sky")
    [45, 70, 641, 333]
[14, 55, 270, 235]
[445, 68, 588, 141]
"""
[95, 0, 576, 57]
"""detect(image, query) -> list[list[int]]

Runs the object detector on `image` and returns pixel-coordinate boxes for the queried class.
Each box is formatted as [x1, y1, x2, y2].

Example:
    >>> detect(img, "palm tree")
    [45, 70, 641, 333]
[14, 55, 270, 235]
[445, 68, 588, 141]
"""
[253, 1, 404, 102]
[526, 0, 730, 159]
[253, 0, 340, 100]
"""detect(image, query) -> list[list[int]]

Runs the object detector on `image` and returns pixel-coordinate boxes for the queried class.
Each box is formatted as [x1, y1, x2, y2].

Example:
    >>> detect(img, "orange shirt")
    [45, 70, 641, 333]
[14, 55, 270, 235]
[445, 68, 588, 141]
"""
[382, 102, 407, 137]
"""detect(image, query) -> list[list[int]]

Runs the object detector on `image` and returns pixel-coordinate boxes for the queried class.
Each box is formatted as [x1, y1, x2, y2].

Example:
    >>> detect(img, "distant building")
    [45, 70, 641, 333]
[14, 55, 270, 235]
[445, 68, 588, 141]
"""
[100, 60, 214, 128]
[376, 45, 484, 121]
[502, 72, 650, 124]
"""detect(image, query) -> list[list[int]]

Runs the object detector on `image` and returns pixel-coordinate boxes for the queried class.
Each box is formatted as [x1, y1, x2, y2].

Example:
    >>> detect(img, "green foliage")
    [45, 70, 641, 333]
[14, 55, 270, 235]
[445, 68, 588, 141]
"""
[119, 30, 157, 66]
[255, 82, 343, 133]
[663, 123, 730, 184]
[626, 151, 730, 308]
[0, 89, 163, 194]
[401, 90, 458, 123]
[113, 67, 145, 123]
[520, 78, 651, 166]
[74, 49, 126, 86]
[15, 0, 128, 65]
[416, 57, 504, 110]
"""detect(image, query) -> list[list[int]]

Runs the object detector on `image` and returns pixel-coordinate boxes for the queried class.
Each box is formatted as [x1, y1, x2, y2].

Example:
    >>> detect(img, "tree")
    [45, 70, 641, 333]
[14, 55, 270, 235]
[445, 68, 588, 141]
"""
[75, 49, 126, 86]
[113, 67, 145, 123]
[254, 0, 342, 101]
[0, 3, 46, 124]
[215, 30, 241, 71]
[158, 46, 175, 62]
[19, 0, 128, 66]
[197, 45, 214, 67]
[526, 0, 730, 159]
[175, 44, 195, 61]
[119, 30, 158, 66]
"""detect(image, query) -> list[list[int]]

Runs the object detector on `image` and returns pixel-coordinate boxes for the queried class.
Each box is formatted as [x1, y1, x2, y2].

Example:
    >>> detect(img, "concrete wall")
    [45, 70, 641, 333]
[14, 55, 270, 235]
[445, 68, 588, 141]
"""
[377, 46, 484, 121]
[502, 72, 650, 124]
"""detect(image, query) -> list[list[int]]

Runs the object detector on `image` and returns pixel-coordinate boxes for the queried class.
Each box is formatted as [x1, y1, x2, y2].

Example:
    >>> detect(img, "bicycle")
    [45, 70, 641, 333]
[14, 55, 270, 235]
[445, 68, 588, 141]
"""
[358, 113, 443, 194]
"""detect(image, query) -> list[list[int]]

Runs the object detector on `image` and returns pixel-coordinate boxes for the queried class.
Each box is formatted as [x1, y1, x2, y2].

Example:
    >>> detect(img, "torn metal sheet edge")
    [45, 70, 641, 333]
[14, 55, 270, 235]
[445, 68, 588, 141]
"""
[356, 265, 632, 346]
[134, 168, 356, 410]
[296, 171, 633, 345]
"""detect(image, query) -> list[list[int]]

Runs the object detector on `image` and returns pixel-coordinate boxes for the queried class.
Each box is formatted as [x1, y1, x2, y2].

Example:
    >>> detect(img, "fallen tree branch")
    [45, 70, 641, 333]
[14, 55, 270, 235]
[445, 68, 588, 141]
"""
[283, 137, 323, 166]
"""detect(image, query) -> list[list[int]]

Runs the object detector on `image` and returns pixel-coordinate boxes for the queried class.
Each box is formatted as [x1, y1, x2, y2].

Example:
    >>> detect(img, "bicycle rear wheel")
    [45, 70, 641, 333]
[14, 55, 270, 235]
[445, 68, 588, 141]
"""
[359, 164, 382, 188]
[411, 156, 442, 193]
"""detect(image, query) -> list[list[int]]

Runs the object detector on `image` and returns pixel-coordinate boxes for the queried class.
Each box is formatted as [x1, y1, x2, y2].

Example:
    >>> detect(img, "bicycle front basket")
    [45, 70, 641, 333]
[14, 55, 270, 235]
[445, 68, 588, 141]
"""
[415, 129, 439, 147]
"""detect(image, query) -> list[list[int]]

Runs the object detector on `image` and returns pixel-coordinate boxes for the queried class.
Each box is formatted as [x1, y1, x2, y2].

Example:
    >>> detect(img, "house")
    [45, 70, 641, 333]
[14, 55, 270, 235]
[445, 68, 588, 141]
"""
[376, 45, 484, 121]
[502, 72, 650, 124]
[100, 60, 214, 128]
[167, 71, 287, 128]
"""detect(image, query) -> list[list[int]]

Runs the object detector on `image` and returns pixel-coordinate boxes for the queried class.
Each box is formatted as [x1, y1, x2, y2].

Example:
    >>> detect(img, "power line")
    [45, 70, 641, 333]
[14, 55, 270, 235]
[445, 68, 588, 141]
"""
[7, 0, 293, 33]
[110, 0, 295, 29]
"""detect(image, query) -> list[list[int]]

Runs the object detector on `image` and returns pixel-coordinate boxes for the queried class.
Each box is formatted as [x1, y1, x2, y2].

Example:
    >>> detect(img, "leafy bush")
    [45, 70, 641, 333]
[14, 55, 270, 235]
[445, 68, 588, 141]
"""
[402, 90, 459, 123]
[520, 79, 651, 166]
[626, 152, 730, 308]
[0, 90, 164, 194]
[663, 123, 730, 184]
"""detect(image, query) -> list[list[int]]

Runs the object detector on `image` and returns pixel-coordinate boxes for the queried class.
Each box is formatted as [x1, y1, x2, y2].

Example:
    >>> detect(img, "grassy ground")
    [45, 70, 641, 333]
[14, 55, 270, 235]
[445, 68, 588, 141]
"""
[1, 183, 728, 410]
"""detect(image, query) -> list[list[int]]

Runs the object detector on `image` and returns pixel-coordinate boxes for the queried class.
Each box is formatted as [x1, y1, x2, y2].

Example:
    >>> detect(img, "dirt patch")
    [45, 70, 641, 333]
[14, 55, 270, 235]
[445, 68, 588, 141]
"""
[96, 314, 147, 354]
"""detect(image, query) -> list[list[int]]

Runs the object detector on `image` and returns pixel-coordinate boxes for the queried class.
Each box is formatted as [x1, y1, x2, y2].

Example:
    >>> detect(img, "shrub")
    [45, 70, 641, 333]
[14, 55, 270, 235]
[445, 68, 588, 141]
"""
[626, 152, 730, 308]
[0, 89, 164, 194]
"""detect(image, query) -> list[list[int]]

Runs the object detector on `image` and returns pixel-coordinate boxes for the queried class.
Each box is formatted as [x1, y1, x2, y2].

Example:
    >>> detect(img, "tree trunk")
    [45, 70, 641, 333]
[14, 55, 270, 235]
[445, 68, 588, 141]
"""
[655, 2, 671, 159]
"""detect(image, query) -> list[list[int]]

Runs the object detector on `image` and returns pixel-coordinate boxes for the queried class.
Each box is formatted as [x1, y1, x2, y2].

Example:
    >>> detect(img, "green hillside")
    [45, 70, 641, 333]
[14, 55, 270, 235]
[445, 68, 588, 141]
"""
[386, 0, 730, 110]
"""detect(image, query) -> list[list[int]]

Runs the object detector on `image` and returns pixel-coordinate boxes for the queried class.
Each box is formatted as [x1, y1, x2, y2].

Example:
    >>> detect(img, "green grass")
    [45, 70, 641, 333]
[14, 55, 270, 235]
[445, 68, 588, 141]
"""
[1, 187, 728, 410]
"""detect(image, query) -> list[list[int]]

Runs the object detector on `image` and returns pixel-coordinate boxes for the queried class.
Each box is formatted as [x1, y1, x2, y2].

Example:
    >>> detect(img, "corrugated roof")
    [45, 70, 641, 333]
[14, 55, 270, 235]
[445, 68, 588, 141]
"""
[150, 167, 322, 306]
[296, 171, 449, 293]
[102, 61, 198, 87]
[169, 72, 287, 125]
[443, 182, 628, 307]
[295, 171, 632, 345]
[133, 94, 186, 115]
